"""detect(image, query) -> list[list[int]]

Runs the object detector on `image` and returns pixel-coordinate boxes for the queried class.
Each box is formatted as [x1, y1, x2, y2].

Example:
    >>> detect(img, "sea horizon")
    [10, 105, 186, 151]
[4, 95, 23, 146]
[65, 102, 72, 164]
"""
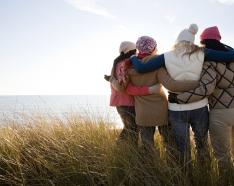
[0, 95, 122, 127]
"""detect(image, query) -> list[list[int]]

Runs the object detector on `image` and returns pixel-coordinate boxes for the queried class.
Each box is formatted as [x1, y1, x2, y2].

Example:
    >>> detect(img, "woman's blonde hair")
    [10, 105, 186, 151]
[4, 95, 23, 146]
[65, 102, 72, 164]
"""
[173, 41, 204, 57]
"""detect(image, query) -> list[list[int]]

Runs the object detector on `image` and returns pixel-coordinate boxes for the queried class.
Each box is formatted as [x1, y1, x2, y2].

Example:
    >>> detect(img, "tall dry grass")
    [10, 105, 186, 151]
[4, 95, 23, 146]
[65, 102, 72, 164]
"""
[0, 113, 233, 186]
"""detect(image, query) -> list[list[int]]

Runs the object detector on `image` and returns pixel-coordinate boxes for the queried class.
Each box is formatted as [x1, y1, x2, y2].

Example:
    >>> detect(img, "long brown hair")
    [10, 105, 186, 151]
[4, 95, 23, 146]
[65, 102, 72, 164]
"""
[111, 49, 137, 78]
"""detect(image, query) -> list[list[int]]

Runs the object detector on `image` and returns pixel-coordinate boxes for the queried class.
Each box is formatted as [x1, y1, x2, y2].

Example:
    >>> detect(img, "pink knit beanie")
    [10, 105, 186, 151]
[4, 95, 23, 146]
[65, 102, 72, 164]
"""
[200, 26, 221, 41]
[136, 36, 157, 54]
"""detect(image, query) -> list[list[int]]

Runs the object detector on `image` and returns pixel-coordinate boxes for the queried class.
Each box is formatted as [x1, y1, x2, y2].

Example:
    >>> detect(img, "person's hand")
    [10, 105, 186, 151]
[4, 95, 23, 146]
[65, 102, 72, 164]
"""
[168, 92, 179, 103]
[148, 84, 162, 94]
[104, 75, 111, 82]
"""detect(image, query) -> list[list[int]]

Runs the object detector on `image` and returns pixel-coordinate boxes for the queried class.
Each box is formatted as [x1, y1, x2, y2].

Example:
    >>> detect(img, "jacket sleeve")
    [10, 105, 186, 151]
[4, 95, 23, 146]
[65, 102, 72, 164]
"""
[109, 76, 125, 92]
[204, 48, 234, 63]
[176, 62, 217, 103]
[157, 68, 199, 92]
[130, 54, 165, 73]
[126, 83, 150, 96]
[110, 76, 150, 95]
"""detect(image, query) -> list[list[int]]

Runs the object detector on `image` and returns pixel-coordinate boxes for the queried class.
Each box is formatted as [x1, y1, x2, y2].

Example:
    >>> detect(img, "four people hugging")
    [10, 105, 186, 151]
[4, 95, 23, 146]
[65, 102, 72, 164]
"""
[105, 24, 234, 175]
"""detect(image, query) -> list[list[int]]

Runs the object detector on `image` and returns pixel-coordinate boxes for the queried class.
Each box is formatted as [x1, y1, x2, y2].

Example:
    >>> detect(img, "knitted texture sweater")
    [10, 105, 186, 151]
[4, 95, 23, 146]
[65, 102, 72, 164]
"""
[176, 62, 234, 109]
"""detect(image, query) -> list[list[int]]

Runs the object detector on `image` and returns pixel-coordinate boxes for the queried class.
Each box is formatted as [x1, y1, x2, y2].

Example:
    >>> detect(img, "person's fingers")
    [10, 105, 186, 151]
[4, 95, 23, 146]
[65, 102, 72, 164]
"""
[104, 75, 111, 81]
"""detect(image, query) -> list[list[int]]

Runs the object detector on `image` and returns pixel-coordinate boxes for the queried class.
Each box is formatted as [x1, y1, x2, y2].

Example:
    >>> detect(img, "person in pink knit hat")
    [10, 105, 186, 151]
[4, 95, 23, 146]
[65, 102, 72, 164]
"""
[169, 26, 234, 177]
[200, 26, 234, 174]
[200, 26, 221, 41]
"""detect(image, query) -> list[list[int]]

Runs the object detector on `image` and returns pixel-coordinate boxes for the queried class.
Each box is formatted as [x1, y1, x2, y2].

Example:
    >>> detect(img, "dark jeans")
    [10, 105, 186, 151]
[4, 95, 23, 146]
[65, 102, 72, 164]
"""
[116, 106, 138, 145]
[139, 125, 175, 153]
[139, 126, 156, 151]
[158, 124, 176, 157]
[169, 106, 209, 164]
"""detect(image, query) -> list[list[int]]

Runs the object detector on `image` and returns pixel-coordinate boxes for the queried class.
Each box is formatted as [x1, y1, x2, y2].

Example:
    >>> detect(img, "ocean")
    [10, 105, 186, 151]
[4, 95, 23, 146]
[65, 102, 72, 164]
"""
[0, 95, 122, 127]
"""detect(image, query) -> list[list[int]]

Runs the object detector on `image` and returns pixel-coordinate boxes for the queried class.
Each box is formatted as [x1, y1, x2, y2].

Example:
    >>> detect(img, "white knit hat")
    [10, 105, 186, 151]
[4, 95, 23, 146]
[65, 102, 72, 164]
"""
[119, 41, 136, 54]
[176, 24, 198, 44]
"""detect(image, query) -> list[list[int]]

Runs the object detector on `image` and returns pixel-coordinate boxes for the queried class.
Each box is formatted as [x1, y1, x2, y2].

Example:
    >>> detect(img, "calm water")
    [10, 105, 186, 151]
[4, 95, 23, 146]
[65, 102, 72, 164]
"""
[0, 95, 122, 127]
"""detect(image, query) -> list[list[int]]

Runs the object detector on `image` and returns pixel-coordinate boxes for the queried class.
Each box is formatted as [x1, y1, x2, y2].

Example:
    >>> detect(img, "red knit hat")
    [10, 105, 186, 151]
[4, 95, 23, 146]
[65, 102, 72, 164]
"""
[200, 26, 221, 41]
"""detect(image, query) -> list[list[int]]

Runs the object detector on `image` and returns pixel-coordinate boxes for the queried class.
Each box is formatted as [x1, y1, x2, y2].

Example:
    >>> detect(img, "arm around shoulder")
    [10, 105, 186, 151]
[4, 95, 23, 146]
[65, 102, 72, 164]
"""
[126, 83, 150, 96]
[176, 62, 217, 103]
[130, 54, 165, 73]
[204, 48, 234, 63]
[157, 68, 199, 92]
[110, 76, 125, 92]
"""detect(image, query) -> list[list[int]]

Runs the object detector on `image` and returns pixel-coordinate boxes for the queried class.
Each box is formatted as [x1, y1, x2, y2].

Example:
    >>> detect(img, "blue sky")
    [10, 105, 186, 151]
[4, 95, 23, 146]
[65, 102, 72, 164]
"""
[0, 0, 234, 95]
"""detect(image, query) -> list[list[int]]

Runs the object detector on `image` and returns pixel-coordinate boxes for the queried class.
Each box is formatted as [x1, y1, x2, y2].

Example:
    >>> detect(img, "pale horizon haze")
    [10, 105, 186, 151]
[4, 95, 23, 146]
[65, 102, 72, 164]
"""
[0, 0, 234, 95]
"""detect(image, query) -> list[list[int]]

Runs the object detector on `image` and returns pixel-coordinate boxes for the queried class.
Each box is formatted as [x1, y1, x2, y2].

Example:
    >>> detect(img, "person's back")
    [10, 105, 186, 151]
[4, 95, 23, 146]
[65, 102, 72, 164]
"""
[126, 36, 167, 151]
[128, 55, 168, 126]
[199, 29, 234, 109]
[110, 59, 134, 107]
[200, 27, 234, 173]
[128, 36, 168, 127]
[164, 48, 204, 81]
[149, 24, 209, 164]
[165, 41, 209, 112]
[108, 41, 138, 145]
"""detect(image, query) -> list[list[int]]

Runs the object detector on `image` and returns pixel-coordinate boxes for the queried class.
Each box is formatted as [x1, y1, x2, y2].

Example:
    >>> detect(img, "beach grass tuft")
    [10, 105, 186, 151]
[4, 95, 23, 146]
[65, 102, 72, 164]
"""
[0, 114, 233, 186]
